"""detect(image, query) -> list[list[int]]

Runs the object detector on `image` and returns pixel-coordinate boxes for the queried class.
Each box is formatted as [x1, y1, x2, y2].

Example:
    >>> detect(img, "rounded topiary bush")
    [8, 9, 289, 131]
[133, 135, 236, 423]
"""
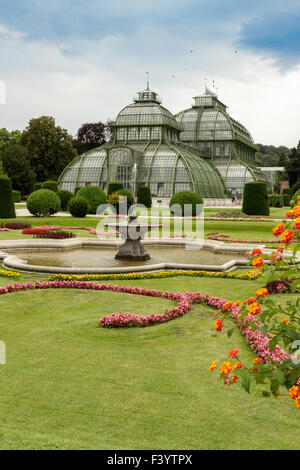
[27, 189, 61, 216]
[76, 186, 107, 214]
[169, 190, 203, 217]
[57, 190, 73, 211]
[242, 182, 269, 216]
[0, 176, 16, 218]
[107, 181, 124, 196]
[137, 185, 152, 208]
[68, 196, 89, 217]
[107, 189, 134, 214]
[41, 180, 58, 193]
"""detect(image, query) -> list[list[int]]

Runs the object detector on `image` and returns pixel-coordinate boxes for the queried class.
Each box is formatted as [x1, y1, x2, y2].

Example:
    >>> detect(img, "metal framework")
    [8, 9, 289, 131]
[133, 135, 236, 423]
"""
[58, 86, 226, 198]
[175, 88, 270, 197]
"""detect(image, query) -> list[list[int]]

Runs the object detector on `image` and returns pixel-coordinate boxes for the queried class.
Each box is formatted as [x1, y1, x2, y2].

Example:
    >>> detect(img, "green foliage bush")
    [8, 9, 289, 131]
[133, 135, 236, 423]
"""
[74, 187, 81, 195]
[76, 186, 107, 214]
[68, 196, 89, 217]
[107, 190, 134, 214]
[0, 176, 16, 218]
[291, 180, 300, 195]
[42, 180, 58, 193]
[57, 190, 73, 211]
[268, 193, 283, 207]
[169, 190, 203, 216]
[107, 181, 124, 195]
[242, 182, 269, 216]
[291, 188, 300, 207]
[137, 185, 152, 208]
[34, 183, 42, 191]
[12, 190, 21, 202]
[26, 189, 61, 216]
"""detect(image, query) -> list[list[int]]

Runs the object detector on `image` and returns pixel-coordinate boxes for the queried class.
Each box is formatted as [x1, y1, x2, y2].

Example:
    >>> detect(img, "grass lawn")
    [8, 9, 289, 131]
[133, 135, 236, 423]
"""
[0, 273, 299, 450]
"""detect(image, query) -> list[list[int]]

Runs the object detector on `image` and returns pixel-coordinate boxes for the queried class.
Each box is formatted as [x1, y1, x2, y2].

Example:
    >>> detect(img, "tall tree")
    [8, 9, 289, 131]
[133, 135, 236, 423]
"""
[0, 128, 21, 152]
[72, 122, 111, 155]
[0, 143, 35, 195]
[286, 141, 300, 187]
[20, 116, 77, 182]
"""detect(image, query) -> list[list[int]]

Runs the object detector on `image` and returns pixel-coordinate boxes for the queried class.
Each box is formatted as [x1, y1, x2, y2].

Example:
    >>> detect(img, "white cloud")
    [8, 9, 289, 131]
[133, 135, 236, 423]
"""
[0, 21, 299, 147]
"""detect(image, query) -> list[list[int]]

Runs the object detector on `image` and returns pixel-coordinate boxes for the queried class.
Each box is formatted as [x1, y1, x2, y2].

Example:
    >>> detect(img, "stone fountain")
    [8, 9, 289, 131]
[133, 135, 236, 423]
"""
[105, 215, 161, 261]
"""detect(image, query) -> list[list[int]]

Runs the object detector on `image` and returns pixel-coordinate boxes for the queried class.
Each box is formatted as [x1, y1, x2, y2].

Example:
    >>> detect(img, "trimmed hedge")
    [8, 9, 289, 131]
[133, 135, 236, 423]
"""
[169, 191, 203, 217]
[34, 183, 42, 191]
[107, 181, 124, 195]
[41, 180, 58, 193]
[268, 193, 283, 208]
[137, 185, 152, 208]
[76, 186, 107, 214]
[0, 176, 16, 218]
[291, 180, 300, 195]
[57, 190, 73, 211]
[26, 189, 61, 216]
[68, 196, 89, 217]
[12, 190, 21, 203]
[242, 182, 269, 216]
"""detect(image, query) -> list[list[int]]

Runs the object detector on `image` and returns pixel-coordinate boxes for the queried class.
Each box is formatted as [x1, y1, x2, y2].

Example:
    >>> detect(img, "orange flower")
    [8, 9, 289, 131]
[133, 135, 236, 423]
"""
[295, 396, 300, 409]
[220, 361, 233, 375]
[228, 348, 240, 358]
[253, 357, 262, 364]
[273, 390, 280, 399]
[291, 205, 300, 217]
[249, 302, 261, 315]
[293, 217, 300, 230]
[272, 224, 285, 237]
[277, 246, 285, 252]
[233, 361, 243, 369]
[251, 248, 263, 256]
[252, 257, 264, 267]
[222, 301, 234, 311]
[280, 318, 289, 325]
[286, 210, 293, 218]
[214, 319, 223, 332]
[280, 229, 294, 244]
[289, 386, 300, 400]
[256, 288, 269, 298]
[208, 360, 219, 372]
[231, 374, 238, 383]
[247, 297, 257, 304]
[235, 300, 242, 306]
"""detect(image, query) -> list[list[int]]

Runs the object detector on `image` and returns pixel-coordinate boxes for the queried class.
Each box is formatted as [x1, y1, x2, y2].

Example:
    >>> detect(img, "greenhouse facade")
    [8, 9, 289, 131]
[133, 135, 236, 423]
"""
[58, 85, 270, 199]
[175, 88, 270, 197]
[58, 86, 226, 198]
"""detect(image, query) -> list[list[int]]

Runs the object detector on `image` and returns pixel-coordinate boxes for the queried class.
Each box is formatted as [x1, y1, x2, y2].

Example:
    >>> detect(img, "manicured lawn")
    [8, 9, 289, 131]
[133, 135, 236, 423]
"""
[0, 274, 299, 450]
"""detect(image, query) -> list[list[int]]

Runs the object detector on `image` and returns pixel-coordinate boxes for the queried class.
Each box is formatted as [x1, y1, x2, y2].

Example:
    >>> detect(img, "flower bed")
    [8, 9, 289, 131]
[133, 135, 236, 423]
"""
[207, 233, 278, 244]
[0, 268, 20, 278]
[47, 267, 262, 283]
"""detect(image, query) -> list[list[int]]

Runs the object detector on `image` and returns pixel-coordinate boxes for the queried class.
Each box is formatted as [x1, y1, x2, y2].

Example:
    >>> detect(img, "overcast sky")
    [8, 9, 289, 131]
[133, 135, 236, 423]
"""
[0, 0, 300, 147]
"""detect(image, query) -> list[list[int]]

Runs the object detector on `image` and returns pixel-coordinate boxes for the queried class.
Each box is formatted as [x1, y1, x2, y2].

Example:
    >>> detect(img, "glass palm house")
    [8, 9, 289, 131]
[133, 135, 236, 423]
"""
[175, 87, 270, 197]
[58, 86, 269, 199]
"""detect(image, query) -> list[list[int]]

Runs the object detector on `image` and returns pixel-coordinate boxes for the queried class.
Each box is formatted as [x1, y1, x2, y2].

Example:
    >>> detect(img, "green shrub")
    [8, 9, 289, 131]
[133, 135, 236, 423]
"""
[268, 193, 283, 208]
[41, 180, 58, 193]
[34, 183, 42, 191]
[74, 187, 81, 195]
[291, 189, 300, 207]
[282, 187, 292, 196]
[26, 189, 61, 216]
[57, 190, 73, 211]
[291, 180, 300, 195]
[68, 196, 89, 217]
[242, 182, 269, 216]
[76, 186, 107, 214]
[107, 189, 134, 214]
[0, 176, 16, 218]
[137, 185, 152, 208]
[107, 181, 124, 195]
[169, 190, 203, 216]
[12, 190, 21, 203]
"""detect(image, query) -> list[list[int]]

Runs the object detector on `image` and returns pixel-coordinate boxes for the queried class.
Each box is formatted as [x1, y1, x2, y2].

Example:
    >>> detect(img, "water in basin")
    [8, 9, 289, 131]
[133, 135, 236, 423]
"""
[5, 246, 245, 268]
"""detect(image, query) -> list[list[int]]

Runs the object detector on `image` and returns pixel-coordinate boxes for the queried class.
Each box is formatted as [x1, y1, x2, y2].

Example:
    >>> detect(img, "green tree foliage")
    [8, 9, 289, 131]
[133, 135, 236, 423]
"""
[0, 128, 21, 152]
[72, 122, 111, 155]
[20, 116, 77, 182]
[0, 176, 16, 218]
[286, 141, 300, 187]
[242, 182, 269, 216]
[255, 144, 290, 167]
[0, 143, 35, 195]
